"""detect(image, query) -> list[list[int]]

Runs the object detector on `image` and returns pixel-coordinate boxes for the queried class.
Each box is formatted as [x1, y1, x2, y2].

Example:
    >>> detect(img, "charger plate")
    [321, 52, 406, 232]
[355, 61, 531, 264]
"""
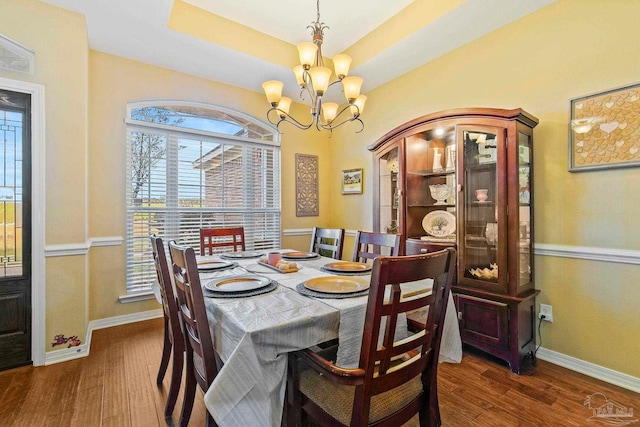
[282, 251, 319, 260]
[220, 251, 264, 259]
[296, 282, 368, 299]
[322, 261, 372, 273]
[197, 259, 237, 271]
[205, 275, 271, 293]
[303, 276, 369, 294]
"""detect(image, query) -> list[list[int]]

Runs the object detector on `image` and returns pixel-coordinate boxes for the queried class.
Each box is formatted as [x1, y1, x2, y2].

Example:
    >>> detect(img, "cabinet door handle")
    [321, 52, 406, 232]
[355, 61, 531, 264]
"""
[457, 184, 462, 193]
[458, 311, 463, 320]
[420, 249, 428, 254]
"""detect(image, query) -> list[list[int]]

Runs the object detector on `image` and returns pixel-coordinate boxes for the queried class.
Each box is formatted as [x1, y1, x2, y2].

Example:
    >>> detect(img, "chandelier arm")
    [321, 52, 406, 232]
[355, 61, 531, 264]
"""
[266, 107, 313, 132]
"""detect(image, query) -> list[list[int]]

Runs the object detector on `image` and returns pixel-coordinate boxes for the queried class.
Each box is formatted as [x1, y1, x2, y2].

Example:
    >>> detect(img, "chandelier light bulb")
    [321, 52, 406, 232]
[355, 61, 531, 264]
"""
[293, 65, 306, 87]
[322, 102, 339, 122]
[308, 66, 332, 95]
[262, 80, 283, 106]
[277, 97, 292, 118]
[332, 54, 352, 79]
[342, 76, 363, 101]
[350, 94, 367, 117]
[297, 42, 318, 69]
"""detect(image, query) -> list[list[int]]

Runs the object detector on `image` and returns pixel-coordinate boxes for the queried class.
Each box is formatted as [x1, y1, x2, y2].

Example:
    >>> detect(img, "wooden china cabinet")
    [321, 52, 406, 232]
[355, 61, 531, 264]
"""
[369, 108, 539, 374]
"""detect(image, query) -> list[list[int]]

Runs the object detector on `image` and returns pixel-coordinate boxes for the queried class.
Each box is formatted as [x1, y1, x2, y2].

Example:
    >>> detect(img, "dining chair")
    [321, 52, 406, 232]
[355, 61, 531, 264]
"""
[150, 235, 184, 422]
[309, 227, 345, 259]
[169, 241, 221, 427]
[287, 248, 456, 427]
[352, 230, 401, 264]
[199, 226, 245, 255]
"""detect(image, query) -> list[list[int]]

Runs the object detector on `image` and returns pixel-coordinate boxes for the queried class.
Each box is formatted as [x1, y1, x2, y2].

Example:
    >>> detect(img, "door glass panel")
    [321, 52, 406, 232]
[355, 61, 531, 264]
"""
[518, 132, 532, 286]
[0, 109, 23, 277]
[378, 147, 399, 234]
[463, 130, 498, 282]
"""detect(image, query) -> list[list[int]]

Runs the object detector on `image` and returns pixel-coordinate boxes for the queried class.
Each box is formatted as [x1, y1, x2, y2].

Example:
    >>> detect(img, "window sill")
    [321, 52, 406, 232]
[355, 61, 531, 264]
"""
[119, 291, 156, 304]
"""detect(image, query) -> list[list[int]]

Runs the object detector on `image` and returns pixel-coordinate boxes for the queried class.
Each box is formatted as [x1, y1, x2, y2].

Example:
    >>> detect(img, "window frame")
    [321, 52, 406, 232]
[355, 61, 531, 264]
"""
[124, 101, 280, 296]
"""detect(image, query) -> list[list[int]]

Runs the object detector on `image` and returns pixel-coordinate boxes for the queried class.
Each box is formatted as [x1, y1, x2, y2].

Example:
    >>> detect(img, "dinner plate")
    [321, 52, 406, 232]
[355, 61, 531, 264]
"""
[282, 251, 319, 260]
[220, 251, 264, 259]
[197, 259, 235, 271]
[322, 261, 372, 273]
[205, 275, 271, 293]
[303, 276, 370, 294]
[422, 210, 456, 237]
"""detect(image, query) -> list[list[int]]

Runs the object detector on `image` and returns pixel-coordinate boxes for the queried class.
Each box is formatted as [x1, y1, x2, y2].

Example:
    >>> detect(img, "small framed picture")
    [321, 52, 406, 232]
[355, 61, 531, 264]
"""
[341, 168, 363, 194]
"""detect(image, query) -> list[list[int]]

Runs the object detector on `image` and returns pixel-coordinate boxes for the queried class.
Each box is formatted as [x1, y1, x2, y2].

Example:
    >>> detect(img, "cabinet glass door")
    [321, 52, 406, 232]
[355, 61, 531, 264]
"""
[460, 128, 502, 290]
[378, 147, 400, 234]
[518, 131, 532, 287]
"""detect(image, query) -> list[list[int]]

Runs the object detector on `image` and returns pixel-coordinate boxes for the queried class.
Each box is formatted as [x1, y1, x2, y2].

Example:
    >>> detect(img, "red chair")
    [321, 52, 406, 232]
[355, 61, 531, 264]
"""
[150, 235, 184, 421]
[352, 230, 401, 264]
[169, 241, 222, 427]
[199, 227, 246, 255]
[309, 227, 345, 259]
[287, 248, 456, 427]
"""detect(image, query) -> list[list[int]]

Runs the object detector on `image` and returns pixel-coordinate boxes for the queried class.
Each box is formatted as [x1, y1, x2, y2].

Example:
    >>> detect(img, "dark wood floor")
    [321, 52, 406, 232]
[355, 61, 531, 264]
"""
[0, 318, 637, 426]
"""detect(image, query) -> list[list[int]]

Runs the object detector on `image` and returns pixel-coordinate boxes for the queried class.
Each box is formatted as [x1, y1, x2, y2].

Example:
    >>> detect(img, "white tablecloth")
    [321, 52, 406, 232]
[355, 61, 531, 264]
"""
[201, 251, 462, 427]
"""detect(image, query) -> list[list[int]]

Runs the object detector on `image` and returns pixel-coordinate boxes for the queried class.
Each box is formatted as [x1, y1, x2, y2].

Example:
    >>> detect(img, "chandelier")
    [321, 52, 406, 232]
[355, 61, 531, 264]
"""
[262, 0, 367, 134]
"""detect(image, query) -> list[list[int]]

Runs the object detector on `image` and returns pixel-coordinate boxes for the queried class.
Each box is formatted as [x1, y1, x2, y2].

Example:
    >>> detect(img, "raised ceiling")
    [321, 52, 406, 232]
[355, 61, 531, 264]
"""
[40, 0, 555, 100]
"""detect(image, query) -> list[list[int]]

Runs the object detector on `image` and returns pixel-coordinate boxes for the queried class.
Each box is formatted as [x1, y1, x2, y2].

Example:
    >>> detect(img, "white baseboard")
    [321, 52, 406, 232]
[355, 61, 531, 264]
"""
[536, 347, 640, 393]
[44, 309, 163, 365]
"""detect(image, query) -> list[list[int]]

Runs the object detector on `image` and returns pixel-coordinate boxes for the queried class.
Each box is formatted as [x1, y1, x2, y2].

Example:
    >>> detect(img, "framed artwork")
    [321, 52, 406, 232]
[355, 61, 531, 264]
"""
[569, 82, 640, 172]
[295, 154, 319, 217]
[341, 168, 363, 194]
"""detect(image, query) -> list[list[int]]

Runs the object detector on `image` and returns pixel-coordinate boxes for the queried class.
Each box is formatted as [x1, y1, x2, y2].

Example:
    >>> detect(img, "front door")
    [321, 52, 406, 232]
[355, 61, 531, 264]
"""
[0, 89, 32, 370]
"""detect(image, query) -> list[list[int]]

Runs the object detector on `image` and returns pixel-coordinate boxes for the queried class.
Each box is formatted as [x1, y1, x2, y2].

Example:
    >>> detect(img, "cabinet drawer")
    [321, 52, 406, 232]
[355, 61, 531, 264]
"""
[406, 238, 456, 255]
[456, 294, 509, 350]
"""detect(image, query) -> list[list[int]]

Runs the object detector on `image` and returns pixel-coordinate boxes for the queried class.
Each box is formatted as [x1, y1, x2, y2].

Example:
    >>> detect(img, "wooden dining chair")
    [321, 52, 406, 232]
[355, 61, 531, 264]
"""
[150, 235, 184, 422]
[199, 226, 246, 255]
[352, 230, 401, 264]
[309, 227, 345, 259]
[169, 241, 221, 427]
[287, 248, 456, 427]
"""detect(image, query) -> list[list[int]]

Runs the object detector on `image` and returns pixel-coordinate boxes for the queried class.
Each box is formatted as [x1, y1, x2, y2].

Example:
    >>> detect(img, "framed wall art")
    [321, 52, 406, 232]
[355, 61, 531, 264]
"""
[341, 168, 363, 195]
[295, 153, 318, 216]
[569, 82, 640, 172]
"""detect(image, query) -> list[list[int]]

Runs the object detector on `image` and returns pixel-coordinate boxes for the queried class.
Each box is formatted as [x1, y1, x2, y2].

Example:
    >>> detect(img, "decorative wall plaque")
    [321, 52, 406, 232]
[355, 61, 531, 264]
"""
[295, 154, 318, 217]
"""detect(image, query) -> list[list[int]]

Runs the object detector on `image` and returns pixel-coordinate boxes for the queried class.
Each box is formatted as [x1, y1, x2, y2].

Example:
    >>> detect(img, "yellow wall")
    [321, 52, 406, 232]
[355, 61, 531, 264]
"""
[0, 0, 89, 348]
[87, 51, 332, 319]
[329, 0, 640, 377]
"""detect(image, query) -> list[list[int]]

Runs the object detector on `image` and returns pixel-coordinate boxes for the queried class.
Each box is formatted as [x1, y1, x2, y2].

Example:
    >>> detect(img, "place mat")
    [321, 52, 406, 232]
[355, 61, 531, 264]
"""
[204, 281, 278, 299]
[295, 282, 369, 299]
[319, 266, 371, 276]
[198, 261, 239, 272]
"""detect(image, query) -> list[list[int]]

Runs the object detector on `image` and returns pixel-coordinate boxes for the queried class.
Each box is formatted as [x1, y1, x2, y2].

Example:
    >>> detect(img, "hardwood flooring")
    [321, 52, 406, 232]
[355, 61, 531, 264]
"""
[0, 318, 637, 426]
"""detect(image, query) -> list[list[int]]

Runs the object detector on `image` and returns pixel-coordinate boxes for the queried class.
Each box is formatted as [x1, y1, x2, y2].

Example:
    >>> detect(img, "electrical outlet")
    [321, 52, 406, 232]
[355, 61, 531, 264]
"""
[539, 304, 553, 322]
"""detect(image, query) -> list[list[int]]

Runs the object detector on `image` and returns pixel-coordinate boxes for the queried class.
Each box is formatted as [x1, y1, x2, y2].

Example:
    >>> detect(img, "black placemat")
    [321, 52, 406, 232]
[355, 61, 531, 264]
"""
[198, 261, 239, 272]
[295, 282, 369, 299]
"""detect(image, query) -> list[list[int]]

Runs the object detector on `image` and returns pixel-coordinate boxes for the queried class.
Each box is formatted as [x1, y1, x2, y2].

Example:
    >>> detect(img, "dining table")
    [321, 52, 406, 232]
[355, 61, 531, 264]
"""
[195, 249, 462, 427]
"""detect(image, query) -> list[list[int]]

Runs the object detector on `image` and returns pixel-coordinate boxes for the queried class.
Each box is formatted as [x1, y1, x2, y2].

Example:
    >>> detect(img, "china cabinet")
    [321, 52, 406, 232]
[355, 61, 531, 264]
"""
[369, 108, 539, 374]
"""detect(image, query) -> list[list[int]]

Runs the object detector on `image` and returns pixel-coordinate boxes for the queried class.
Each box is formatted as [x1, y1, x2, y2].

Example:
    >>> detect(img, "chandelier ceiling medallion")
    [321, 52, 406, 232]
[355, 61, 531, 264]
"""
[262, 0, 367, 134]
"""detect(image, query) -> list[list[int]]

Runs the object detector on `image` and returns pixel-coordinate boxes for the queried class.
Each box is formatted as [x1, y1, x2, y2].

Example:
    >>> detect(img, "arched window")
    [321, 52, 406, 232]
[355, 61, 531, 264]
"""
[125, 101, 280, 295]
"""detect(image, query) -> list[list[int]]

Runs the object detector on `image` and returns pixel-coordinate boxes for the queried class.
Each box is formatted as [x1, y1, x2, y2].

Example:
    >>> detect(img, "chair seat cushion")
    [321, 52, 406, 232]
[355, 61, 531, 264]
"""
[299, 368, 423, 425]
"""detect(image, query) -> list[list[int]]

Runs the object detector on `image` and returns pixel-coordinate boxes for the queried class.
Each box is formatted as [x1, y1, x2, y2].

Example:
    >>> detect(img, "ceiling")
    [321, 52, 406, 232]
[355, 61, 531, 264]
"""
[40, 0, 555, 100]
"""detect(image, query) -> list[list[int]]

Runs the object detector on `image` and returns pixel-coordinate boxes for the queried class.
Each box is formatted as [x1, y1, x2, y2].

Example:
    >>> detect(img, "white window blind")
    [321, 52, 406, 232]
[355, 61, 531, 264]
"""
[125, 104, 280, 295]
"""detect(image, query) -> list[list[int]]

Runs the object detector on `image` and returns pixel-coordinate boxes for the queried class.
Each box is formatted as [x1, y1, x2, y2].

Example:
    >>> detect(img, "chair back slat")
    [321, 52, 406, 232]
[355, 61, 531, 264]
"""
[199, 227, 246, 255]
[169, 241, 219, 389]
[354, 248, 456, 419]
[352, 231, 400, 264]
[310, 227, 345, 259]
[150, 236, 183, 347]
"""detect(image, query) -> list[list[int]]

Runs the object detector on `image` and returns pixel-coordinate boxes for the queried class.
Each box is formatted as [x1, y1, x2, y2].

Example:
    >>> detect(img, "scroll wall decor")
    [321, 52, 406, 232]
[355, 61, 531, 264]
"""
[570, 82, 640, 171]
[295, 153, 319, 216]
